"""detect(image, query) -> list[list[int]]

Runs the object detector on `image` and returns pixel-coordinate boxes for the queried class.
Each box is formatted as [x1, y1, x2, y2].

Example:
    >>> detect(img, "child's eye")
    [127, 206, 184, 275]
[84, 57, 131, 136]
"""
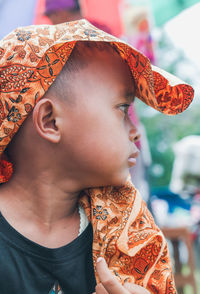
[119, 104, 130, 114]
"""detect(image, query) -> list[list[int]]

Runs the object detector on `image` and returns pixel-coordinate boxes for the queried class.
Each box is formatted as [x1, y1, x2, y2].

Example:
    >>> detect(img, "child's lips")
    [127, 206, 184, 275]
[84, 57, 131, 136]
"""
[128, 151, 140, 167]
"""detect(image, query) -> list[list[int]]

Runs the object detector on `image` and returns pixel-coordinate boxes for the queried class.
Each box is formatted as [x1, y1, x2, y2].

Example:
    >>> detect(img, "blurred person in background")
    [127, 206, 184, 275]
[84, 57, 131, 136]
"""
[34, 0, 81, 24]
[45, 0, 81, 24]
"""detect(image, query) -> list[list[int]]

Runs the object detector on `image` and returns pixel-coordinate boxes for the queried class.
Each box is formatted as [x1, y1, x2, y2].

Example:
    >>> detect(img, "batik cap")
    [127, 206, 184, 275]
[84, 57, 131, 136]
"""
[0, 19, 194, 182]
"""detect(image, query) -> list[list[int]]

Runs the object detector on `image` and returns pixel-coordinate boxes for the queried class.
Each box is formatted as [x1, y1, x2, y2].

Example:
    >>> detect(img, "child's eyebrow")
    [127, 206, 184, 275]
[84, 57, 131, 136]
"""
[124, 91, 135, 103]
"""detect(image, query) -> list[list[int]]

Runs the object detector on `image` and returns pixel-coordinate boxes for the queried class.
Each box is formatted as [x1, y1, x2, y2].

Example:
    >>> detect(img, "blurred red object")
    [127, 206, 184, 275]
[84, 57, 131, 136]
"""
[34, 0, 52, 24]
[80, 0, 123, 37]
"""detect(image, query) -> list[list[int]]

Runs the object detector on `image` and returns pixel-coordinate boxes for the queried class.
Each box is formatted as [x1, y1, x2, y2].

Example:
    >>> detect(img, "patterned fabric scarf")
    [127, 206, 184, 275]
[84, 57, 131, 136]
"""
[0, 19, 194, 293]
[79, 176, 176, 293]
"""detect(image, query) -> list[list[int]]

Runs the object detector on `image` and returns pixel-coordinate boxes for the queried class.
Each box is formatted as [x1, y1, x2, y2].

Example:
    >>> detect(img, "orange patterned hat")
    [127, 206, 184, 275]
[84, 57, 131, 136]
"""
[0, 19, 194, 182]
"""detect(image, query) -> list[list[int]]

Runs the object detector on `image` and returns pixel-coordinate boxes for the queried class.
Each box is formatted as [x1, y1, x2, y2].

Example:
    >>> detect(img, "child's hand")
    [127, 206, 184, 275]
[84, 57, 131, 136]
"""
[92, 258, 150, 294]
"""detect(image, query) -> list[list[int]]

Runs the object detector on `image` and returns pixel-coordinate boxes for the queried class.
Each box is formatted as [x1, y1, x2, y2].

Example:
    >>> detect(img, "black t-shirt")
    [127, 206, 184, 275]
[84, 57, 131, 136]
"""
[0, 213, 96, 293]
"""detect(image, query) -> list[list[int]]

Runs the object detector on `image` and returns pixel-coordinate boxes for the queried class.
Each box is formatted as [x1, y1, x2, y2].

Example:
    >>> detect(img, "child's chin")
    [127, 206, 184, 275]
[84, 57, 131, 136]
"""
[108, 172, 128, 187]
[87, 170, 128, 189]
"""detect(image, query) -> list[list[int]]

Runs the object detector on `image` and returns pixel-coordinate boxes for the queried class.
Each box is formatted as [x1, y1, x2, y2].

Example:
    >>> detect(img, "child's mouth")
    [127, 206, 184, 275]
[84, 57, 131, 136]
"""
[128, 151, 139, 167]
[128, 157, 137, 167]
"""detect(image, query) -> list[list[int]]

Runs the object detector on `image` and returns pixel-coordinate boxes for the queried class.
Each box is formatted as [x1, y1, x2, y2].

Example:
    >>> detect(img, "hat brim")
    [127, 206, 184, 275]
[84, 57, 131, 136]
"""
[33, 19, 194, 115]
[106, 41, 194, 115]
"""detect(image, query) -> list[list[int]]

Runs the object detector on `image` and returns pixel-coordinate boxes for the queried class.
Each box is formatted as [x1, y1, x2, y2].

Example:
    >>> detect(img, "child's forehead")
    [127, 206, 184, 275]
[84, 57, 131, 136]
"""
[64, 52, 135, 105]
[73, 58, 135, 96]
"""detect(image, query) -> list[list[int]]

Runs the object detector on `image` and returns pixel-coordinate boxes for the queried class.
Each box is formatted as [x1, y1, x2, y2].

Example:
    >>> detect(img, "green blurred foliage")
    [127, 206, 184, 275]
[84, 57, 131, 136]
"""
[151, 0, 200, 26]
[136, 100, 200, 189]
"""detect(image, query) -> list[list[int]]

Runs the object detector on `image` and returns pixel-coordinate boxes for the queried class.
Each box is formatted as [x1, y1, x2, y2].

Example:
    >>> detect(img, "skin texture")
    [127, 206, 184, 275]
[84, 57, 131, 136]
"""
[0, 46, 140, 247]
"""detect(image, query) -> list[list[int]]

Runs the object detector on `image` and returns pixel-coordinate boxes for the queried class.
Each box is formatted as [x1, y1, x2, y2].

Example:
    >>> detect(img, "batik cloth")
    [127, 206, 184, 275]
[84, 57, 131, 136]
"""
[79, 176, 176, 293]
[0, 19, 194, 293]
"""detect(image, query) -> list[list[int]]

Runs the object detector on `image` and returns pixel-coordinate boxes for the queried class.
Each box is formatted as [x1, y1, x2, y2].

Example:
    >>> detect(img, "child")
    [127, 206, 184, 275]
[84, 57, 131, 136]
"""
[0, 19, 194, 293]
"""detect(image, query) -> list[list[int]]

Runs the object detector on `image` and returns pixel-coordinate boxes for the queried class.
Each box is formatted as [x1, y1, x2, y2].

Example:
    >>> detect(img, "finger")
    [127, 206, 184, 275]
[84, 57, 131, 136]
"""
[95, 283, 109, 294]
[96, 257, 129, 294]
[124, 282, 150, 294]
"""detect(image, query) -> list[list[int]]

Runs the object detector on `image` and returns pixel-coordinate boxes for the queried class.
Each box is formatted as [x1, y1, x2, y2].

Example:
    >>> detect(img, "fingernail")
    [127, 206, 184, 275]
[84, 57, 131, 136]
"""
[97, 257, 104, 263]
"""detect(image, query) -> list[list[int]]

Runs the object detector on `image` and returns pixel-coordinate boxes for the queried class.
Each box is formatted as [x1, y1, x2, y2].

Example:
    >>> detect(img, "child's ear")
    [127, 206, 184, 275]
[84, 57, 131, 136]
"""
[32, 99, 61, 143]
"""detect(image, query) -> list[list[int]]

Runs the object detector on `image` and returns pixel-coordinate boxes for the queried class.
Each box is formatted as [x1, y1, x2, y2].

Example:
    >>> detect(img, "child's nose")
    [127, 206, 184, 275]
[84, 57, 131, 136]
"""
[129, 126, 141, 143]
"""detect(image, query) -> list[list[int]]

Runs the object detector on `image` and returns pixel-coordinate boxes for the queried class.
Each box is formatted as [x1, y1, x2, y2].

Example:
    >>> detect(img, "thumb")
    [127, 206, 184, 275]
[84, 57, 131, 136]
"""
[96, 257, 128, 294]
[124, 282, 150, 294]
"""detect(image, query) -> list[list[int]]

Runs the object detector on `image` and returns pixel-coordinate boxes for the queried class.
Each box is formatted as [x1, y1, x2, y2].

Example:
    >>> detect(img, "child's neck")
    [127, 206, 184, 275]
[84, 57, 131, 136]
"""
[0, 171, 82, 248]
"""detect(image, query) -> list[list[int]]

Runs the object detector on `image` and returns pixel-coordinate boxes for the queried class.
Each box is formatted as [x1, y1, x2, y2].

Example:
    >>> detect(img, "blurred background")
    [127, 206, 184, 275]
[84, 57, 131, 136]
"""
[1, 0, 199, 292]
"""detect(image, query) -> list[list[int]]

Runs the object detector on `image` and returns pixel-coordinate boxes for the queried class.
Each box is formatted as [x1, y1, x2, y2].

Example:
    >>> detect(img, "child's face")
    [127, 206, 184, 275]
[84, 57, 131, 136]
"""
[58, 48, 140, 188]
